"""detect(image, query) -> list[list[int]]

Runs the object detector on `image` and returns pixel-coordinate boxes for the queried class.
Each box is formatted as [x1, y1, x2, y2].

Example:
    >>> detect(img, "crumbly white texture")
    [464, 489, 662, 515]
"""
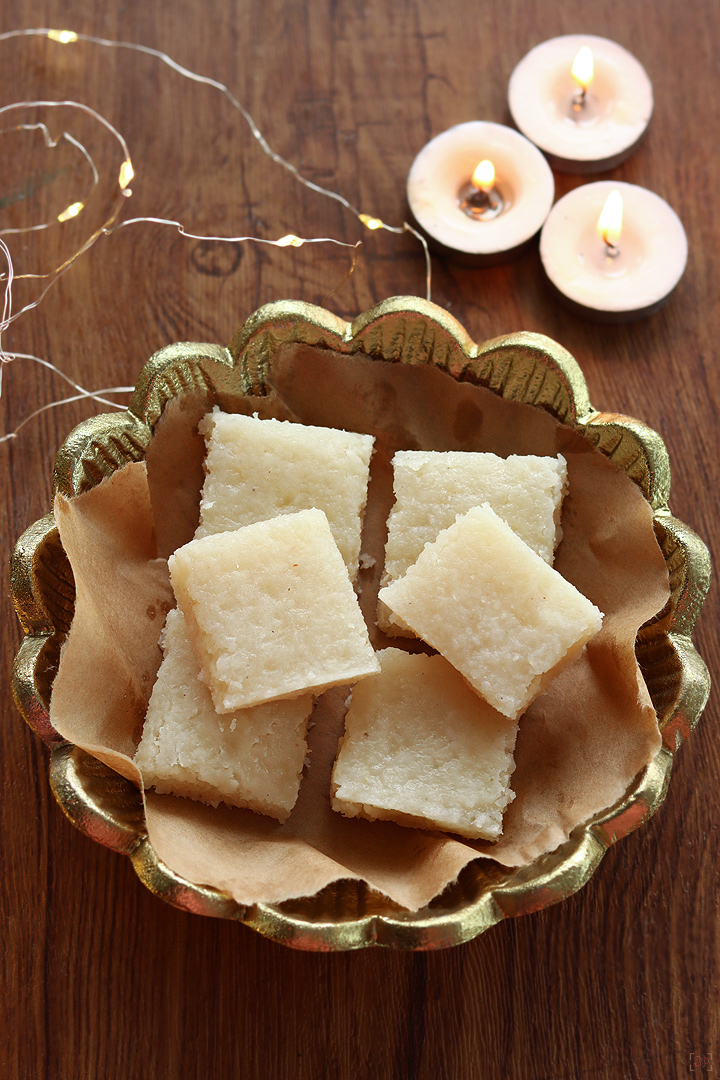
[170, 508, 380, 712]
[196, 409, 374, 580]
[134, 609, 313, 820]
[379, 450, 567, 634]
[331, 649, 518, 840]
[378, 504, 603, 720]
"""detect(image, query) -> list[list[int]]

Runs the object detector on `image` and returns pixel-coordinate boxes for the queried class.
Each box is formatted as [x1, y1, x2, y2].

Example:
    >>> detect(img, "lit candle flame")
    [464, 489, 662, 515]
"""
[471, 160, 495, 193]
[571, 46, 594, 93]
[597, 189, 623, 248]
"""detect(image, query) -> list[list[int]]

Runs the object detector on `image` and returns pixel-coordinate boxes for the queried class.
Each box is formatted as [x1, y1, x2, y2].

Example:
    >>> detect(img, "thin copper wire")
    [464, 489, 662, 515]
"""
[0, 122, 99, 236]
[0, 26, 433, 442]
[0, 383, 134, 443]
[4, 351, 134, 407]
[105, 216, 363, 252]
[0, 28, 432, 298]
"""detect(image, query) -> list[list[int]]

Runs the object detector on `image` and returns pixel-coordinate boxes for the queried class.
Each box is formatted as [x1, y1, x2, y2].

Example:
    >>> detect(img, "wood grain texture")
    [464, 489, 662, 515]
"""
[1, 1, 717, 1077]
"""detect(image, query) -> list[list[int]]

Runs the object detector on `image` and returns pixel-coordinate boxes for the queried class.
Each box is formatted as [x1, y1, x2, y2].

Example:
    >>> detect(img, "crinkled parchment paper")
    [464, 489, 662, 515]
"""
[50, 345, 670, 911]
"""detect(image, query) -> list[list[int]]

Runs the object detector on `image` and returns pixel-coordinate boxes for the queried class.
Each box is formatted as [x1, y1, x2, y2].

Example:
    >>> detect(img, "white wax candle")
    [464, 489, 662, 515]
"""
[539, 181, 687, 322]
[508, 35, 653, 173]
[406, 121, 554, 265]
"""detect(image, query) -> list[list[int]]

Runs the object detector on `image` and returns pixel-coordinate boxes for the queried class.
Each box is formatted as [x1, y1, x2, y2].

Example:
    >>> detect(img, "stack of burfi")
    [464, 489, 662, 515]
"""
[331, 449, 603, 841]
[135, 415, 378, 822]
[378, 502, 602, 720]
[135, 608, 315, 820]
[378, 450, 567, 633]
[196, 409, 374, 580]
[137, 414, 604, 845]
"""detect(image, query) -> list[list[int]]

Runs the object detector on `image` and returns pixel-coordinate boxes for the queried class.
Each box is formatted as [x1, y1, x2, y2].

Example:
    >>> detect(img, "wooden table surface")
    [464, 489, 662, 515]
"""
[1, 0, 717, 1077]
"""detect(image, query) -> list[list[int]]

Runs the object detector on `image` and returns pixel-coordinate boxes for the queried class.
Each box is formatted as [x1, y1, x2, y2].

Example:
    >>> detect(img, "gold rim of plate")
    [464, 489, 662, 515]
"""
[9, 296, 712, 951]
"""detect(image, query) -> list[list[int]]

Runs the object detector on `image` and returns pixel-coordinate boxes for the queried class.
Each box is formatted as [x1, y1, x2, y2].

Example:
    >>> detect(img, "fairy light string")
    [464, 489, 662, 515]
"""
[0, 121, 99, 236]
[0, 27, 432, 286]
[0, 100, 358, 340]
[0, 26, 432, 442]
[0, 98, 133, 352]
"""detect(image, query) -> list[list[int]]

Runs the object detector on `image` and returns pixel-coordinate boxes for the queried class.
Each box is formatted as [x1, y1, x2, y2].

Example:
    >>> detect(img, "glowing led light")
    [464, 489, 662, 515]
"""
[571, 46, 594, 93]
[471, 160, 495, 193]
[47, 30, 79, 44]
[275, 233, 304, 247]
[597, 189, 623, 248]
[118, 160, 134, 189]
[57, 201, 84, 222]
[359, 214, 384, 230]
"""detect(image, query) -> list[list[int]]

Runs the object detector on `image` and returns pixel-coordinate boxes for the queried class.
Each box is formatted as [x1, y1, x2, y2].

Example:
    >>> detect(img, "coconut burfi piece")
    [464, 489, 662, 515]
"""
[331, 649, 517, 841]
[135, 609, 313, 821]
[196, 409, 374, 580]
[170, 508, 380, 712]
[378, 450, 567, 634]
[378, 504, 603, 720]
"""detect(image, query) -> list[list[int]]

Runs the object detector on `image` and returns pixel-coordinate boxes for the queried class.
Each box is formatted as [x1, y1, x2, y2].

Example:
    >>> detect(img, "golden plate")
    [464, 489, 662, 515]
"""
[10, 297, 711, 950]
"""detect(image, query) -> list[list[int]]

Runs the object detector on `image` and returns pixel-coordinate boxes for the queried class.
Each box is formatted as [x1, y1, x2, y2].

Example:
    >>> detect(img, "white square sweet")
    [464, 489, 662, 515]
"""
[378, 504, 603, 720]
[170, 508, 380, 712]
[135, 609, 313, 821]
[331, 649, 517, 840]
[196, 409, 374, 580]
[379, 450, 567, 633]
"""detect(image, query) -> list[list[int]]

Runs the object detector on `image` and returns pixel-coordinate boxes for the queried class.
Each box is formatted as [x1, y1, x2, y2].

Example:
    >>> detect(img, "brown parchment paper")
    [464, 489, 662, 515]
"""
[50, 345, 670, 911]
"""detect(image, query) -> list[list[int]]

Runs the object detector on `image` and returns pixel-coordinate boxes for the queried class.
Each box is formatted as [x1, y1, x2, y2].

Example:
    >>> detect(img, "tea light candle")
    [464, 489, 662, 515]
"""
[508, 35, 653, 173]
[406, 121, 555, 265]
[539, 181, 687, 322]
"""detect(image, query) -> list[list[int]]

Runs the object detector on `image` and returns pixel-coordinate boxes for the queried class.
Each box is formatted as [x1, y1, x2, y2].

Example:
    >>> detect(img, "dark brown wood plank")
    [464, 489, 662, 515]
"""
[1, 1, 717, 1078]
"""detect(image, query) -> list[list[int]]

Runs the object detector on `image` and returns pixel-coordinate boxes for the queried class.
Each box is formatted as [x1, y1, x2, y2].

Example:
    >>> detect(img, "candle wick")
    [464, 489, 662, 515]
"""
[572, 87, 587, 111]
[604, 235, 620, 259]
[459, 180, 505, 222]
[472, 186, 497, 209]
